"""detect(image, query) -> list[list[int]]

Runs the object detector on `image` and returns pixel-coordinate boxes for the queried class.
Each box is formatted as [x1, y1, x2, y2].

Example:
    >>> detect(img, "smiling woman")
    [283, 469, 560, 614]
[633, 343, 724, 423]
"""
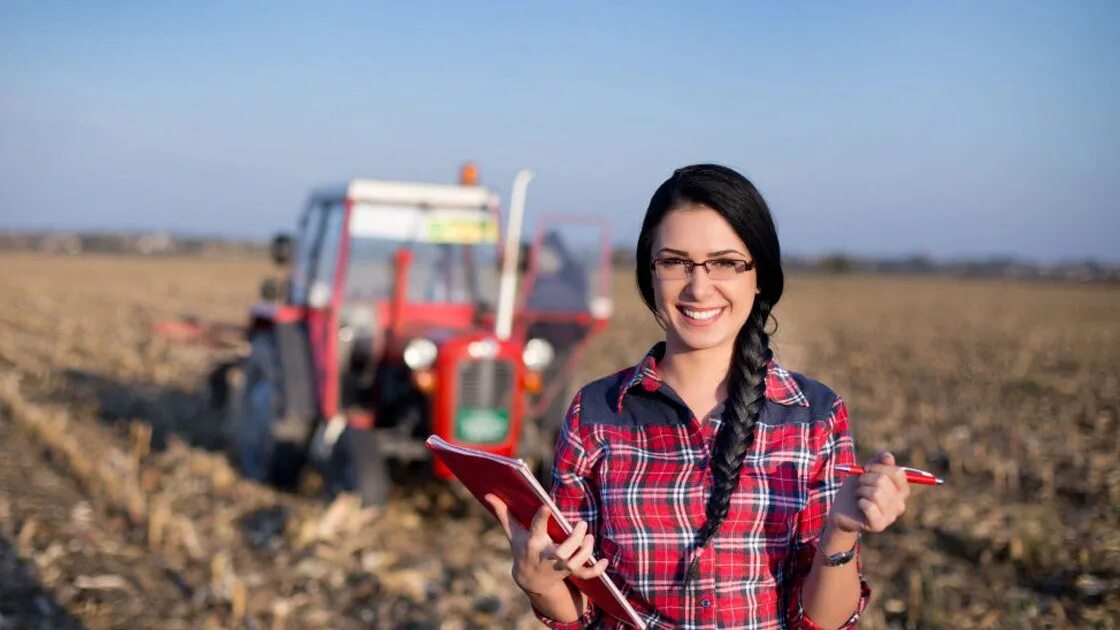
[486, 165, 913, 629]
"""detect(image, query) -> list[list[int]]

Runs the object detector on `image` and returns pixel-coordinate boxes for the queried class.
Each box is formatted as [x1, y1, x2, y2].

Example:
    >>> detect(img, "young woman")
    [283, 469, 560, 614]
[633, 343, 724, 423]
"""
[487, 164, 910, 629]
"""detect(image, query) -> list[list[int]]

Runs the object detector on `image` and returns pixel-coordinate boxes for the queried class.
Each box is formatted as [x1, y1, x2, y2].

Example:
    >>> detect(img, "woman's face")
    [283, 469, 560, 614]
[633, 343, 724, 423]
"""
[651, 204, 758, 354]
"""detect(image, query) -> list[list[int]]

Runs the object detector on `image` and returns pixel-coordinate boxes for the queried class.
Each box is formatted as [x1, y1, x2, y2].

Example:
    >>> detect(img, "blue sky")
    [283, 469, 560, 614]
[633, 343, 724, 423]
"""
[1, 1, 1117, 261]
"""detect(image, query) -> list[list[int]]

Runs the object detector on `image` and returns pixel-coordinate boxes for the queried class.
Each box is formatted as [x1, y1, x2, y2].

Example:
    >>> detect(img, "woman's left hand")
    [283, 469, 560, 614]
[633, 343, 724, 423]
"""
[828, 452, 910, 534]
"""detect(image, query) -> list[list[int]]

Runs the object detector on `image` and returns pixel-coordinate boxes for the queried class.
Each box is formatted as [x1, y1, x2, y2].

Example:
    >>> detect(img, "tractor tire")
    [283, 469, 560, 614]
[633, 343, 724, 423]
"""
[237, 332, 308, 490]
[339, 428, 390, 507]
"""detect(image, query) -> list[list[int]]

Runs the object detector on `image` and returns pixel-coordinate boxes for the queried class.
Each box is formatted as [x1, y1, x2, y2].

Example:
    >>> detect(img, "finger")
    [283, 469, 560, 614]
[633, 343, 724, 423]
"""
[553, 521, 588, 560]
[572, 557, 610, 580]
[540, 541, 563, 567]
[564, 534, 596, 571]
[855, 483, 879, 508]
[863, 464, 906, 496]
[529, 505, 552, 540]
[858, 497, 886, 531]
[867, 451, 895, 467]
[856, 480, 893, 507]
[484, 494, 513, 541]
[888, 467, 910, 497]
[857, 482, 906, 521]
[856, 484, 890, 513]
[858, 471, 885, 488]
[866, 487, 902, 528]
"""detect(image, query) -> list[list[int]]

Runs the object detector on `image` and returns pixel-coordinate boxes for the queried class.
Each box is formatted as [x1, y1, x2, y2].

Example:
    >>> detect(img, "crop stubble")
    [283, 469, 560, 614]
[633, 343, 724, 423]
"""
[0, 252, 1116, 628]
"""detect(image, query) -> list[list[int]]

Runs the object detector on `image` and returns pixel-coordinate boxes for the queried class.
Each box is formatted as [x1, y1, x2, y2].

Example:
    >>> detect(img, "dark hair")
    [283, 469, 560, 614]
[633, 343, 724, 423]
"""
[634, 164, 784, 585]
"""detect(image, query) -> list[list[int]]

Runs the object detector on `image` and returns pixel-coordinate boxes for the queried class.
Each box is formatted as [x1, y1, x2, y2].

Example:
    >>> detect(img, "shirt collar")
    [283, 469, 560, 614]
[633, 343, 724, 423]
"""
[617, 342, 809, 412]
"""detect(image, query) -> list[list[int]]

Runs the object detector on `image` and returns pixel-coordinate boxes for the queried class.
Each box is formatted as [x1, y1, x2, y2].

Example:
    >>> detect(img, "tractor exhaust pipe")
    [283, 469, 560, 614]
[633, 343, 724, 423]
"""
[495, 169, 534, 341]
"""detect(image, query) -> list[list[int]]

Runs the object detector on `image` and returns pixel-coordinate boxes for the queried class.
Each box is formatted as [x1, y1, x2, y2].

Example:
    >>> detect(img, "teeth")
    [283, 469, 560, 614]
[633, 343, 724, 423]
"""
[683, 308, 721, 321]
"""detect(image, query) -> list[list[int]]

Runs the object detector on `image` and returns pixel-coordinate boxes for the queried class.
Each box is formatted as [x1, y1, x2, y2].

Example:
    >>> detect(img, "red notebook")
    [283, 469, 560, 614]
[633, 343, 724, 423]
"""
[425, 435, 646, 629]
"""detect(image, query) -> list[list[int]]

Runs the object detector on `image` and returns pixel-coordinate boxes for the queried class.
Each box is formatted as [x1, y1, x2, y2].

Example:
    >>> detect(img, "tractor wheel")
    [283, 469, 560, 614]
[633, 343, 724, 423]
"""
[237, 332, 307, 489]
[337, 428, 390, 507]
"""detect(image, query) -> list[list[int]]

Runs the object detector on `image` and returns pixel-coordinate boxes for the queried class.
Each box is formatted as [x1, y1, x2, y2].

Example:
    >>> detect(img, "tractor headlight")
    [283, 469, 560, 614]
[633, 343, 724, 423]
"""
[403, 338, 438, 370]
[522, 338, 554, 371]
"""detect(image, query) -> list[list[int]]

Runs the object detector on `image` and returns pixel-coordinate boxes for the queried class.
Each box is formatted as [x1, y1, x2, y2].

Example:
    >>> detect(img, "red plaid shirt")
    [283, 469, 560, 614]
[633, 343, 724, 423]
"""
[534, 344, 871, 629]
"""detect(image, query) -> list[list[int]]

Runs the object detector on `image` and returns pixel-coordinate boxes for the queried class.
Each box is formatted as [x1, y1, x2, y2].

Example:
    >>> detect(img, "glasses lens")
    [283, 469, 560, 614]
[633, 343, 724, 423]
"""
[654, 259, 688, 279]
[705, 260, 740, 280]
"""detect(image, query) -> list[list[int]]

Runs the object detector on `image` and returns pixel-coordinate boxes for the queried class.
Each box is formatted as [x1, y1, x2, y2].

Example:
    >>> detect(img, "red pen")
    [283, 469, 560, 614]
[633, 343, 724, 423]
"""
[836, 465, 945, 486]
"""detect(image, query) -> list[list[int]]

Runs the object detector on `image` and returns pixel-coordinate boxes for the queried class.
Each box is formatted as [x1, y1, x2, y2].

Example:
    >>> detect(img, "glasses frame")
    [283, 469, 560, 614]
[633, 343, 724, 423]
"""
[650, 257, 756, 281]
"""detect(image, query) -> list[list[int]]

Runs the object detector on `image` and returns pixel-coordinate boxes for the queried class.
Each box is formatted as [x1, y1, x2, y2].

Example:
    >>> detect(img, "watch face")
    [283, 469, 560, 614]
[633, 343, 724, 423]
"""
[822, 533, 860, 566]
[822, 548, 856, 567]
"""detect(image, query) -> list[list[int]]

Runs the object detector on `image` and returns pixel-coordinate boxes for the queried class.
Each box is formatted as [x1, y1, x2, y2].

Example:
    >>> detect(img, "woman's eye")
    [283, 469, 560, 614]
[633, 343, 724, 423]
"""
[711, 259, 739, 269]
[661, 259, 687, 267]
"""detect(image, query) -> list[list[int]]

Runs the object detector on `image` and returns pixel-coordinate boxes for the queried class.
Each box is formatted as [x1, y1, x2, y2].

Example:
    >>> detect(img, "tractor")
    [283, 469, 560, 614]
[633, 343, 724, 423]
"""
[217, 166, 612, 505]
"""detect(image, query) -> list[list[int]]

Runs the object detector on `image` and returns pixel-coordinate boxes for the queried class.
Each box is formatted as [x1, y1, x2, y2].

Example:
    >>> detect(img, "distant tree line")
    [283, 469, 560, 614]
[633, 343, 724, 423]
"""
[1, 231, 1115, 283]
[0, 232, 266, 258]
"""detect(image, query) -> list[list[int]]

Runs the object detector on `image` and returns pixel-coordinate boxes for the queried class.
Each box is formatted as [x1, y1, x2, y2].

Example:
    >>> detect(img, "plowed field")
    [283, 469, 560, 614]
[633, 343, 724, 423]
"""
[0, 252, 1116, 628]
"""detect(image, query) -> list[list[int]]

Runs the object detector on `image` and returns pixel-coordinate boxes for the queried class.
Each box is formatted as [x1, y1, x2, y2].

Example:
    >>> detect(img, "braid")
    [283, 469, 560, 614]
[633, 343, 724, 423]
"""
[685, 299, 773, 584]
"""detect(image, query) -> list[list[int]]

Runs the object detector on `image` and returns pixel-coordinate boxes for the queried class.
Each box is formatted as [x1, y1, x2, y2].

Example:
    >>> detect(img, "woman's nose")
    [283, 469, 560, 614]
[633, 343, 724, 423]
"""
[683, 267, 715, 299]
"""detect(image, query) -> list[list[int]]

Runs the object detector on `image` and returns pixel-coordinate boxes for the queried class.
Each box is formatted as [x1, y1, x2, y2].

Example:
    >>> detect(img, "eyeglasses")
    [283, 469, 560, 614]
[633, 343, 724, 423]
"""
[650, 257, 756, 281]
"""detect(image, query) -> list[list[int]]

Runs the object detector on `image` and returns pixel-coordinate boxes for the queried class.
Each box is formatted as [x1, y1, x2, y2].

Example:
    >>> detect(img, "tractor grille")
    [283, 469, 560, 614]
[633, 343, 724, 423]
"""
[456, 360, 515, 411]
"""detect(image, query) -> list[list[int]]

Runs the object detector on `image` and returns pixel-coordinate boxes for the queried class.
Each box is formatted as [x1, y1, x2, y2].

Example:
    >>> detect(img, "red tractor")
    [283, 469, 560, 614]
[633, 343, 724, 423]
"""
[221, 166, 612, 505]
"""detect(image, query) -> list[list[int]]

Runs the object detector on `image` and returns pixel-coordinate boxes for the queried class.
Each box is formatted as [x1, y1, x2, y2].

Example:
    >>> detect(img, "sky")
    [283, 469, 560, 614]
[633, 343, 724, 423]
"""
[1, 1, 1118, 262]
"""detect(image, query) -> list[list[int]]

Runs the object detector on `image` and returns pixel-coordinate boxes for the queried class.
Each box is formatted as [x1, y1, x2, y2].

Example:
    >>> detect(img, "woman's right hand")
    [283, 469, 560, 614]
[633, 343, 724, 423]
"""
[484, 494, 609, 596]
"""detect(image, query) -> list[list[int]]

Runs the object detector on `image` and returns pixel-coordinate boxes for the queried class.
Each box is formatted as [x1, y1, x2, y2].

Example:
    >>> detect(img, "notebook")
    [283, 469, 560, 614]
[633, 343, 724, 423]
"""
[425, 435, 646, 629]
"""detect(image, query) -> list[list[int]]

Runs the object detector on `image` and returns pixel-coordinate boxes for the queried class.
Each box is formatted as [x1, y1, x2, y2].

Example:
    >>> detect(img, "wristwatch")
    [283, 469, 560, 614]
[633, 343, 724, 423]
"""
[821, 530, 861, 567]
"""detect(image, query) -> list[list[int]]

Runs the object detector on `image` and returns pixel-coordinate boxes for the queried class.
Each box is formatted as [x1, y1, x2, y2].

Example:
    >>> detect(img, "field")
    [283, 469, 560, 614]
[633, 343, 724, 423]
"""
[0, 251, 1117, 629]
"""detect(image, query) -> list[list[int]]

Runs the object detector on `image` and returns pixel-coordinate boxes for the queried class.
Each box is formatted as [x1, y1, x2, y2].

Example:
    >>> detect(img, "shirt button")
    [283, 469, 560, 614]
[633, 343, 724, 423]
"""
[701, 598, 711, 608]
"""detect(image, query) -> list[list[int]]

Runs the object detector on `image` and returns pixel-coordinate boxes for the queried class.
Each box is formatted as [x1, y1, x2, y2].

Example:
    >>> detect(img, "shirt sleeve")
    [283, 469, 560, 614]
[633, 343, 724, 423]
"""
[787, 396, 872, 630]
[531, 389, 606, 630]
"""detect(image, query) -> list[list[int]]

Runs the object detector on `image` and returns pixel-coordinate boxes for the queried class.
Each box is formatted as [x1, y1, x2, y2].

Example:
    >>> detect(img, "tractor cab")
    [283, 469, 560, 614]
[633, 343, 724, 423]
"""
[287, 179, 506, 418]
[236, 167, 611, 505]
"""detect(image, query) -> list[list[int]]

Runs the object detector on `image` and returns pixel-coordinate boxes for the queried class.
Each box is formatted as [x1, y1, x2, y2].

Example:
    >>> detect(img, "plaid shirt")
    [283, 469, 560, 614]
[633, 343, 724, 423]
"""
[534, 344, 871, 629]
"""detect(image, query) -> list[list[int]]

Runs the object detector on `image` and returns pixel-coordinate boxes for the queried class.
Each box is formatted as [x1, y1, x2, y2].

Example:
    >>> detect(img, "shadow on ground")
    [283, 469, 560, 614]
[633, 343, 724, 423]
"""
[0, 533, 85, 630]
[56, 367, 455, 504]
[61, 367, 226, 453]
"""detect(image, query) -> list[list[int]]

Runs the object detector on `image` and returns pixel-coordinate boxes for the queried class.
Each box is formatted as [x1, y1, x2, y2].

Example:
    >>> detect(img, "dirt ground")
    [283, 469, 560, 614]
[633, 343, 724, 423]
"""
[0, 251, 1117, 629]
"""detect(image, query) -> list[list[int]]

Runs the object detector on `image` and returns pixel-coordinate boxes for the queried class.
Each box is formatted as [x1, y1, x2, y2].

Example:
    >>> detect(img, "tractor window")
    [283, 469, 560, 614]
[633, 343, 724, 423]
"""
[470, 243, 501, 305]
[344, 238, 499, 305]
[408, 243, 473, 304]
[289, 202, 345, 307]
[344, 238, 397, 300]
[308, 206, 345, 306]
[289, 205, 326, 305]
[525, 228, 602, 312]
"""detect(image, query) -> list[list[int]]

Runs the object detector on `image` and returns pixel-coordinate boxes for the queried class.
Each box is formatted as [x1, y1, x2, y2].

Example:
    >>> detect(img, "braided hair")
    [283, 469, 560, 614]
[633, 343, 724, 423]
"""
[634, 164, 784, 587]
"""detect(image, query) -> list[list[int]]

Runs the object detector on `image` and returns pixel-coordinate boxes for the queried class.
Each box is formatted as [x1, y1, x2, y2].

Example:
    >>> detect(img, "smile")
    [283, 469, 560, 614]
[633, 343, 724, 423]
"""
[677, 305, 725, 324]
